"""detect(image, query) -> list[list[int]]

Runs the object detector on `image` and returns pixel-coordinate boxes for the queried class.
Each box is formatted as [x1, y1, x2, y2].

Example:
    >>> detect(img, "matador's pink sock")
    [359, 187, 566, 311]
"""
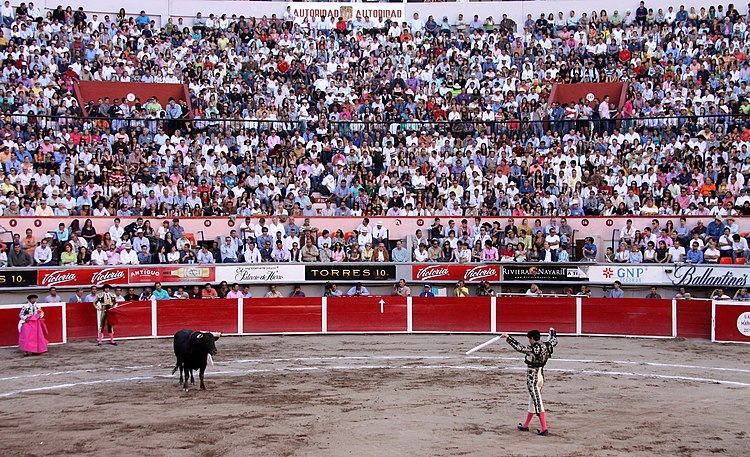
[97, 333, 103, 344]
[539, 412, 547, 431]
[109, 332, 115, 344]
[522, 412, 534, 427]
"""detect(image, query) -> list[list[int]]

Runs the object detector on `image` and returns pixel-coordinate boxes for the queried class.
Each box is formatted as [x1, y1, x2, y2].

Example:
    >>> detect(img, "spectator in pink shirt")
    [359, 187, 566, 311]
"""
[226, 283, 244, 299]
[482, 240, 499, 261]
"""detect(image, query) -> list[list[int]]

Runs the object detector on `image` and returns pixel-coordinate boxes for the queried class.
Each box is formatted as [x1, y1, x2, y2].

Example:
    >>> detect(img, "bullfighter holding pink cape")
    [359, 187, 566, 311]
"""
[18, 294, 48, 356]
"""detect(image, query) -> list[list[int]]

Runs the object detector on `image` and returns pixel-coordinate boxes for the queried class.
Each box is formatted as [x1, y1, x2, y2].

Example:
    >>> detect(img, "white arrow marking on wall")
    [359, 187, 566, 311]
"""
[379, 299, 385, 313]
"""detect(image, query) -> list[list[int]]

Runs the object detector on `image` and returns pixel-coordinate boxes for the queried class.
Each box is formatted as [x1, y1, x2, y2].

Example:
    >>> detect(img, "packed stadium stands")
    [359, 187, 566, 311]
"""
[1, 2, 750, 267]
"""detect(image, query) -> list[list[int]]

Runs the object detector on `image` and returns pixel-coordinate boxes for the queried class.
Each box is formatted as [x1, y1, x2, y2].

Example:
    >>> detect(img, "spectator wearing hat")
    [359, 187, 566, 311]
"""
[132, 229, 150, 254]
[120, 242, 139, 265]
[371, 220, 389, 250]
[706, 217, 725, 240]
[420, 284, 435, 297]
[169, 218, 185, 240]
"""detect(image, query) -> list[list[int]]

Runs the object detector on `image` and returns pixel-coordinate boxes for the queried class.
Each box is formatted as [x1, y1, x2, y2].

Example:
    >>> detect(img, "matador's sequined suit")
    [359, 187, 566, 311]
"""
[506, 329, 557, 414]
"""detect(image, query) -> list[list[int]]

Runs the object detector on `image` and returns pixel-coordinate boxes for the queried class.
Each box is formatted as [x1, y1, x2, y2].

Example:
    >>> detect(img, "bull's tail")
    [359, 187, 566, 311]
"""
[172, 362, 181, 375]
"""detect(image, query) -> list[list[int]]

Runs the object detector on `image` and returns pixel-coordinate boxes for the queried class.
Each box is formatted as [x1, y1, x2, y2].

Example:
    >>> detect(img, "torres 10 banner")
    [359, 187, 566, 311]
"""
[412, 264, 501, 282]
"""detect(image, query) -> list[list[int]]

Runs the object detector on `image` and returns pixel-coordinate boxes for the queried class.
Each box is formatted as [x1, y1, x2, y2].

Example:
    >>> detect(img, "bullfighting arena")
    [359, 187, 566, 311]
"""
[1, 335, 749, 456]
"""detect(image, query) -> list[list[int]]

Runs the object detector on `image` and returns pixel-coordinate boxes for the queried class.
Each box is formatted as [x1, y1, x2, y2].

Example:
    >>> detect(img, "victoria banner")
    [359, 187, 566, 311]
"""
[412, 264, 501, 282]
[38, 267, 129, 287]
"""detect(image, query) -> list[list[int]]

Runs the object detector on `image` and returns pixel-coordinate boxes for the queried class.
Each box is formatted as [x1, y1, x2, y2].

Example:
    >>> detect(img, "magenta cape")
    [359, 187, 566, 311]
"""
[18, 314, 49, 354]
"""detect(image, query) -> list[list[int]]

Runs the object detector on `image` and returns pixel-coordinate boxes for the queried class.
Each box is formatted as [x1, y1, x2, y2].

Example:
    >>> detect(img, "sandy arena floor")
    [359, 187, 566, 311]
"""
[1, 335, 749, 457]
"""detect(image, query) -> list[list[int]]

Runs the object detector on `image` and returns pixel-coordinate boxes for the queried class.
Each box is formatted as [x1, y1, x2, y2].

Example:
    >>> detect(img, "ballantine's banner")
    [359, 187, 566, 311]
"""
[129, 266, 215, 284]
[215, 265, 305, 283]
[502, 265, 588, 282]
[412, 264, 501, 282]
[306, 265, 396, 281]
[38, 267, 129, 287]
[288, 2, 405, 22]
[667, 265, 750, 287]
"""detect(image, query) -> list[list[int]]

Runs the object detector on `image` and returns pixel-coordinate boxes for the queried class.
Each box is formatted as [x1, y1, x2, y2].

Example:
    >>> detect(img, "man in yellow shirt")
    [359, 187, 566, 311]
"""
[454, 280, 469, 297]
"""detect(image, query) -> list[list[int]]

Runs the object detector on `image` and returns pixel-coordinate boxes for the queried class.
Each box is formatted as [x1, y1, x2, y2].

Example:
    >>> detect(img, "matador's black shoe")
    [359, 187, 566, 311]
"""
[536, 429, 549, 436]
[517, 424, 529, 431]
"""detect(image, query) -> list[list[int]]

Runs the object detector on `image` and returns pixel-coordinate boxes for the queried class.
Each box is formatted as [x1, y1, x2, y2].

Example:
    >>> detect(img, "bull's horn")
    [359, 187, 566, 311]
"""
[211, 332, 222, 338]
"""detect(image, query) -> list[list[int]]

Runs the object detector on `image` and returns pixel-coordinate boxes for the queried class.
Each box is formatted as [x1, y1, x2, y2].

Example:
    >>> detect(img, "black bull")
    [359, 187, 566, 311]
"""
[172, 330, 220, 391]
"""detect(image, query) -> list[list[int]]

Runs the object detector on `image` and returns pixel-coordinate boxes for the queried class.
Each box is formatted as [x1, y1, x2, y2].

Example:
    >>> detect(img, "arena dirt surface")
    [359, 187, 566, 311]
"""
[1, 335, 749, 457]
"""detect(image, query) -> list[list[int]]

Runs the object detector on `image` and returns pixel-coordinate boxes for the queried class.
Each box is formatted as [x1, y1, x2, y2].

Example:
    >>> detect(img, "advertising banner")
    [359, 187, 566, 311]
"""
[412, 264, 501, 282]
[38, 267, 129, 287]
[0, 270, 37, 287]
[586, 265, 666, 285]
[666, 265, 750, 288]
[503, 265, 588, 282]
[306, 265, 396, 281]
[129, 266, 215, 284]
[215, 265, 305, 283]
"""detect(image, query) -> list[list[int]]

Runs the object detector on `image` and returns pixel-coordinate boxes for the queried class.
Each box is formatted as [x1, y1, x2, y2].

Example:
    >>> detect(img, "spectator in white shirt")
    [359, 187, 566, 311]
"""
[34, 200, 53, 216]
[732, 234, 749, 261]
[91, 244, 108, 265]
[244, 240, 262, 263]
[132, 230, 150, 253]
[220, 237, 238, 263]
[119, 242, 140, 265]
[668, 241, 685, 263]
[197, 245, 215, 264]
[34, 238, 53, 265]
[108, 218, 124, 244]
[620, 219, 635, 243]
[413, 243, 429, 262]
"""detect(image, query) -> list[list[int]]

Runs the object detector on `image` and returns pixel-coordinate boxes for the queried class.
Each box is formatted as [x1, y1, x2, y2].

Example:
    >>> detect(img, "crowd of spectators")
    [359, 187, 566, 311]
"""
[3, 210, 748, 265]
[1, 3, 750, 265]
[0, 3, 750, 220]
[612, 215, 749, 263]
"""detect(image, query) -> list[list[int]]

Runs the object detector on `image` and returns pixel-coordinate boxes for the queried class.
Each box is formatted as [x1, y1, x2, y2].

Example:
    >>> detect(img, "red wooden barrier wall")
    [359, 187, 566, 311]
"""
[2, 296, 742, 347]
[582, 298, 673, 337]
[66, 301, 154, 341]
[0, 305, 64, 347]
[327, 296, 407, 332]
[65, 302, 97, 340]
[676, 300, 712, 340]
[244, 298, 322, 333]
[497, 297, 577, 334]
[156, 299, 238, 336]
[713, 302, 750, 343]
[412, 297, 491, 332]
